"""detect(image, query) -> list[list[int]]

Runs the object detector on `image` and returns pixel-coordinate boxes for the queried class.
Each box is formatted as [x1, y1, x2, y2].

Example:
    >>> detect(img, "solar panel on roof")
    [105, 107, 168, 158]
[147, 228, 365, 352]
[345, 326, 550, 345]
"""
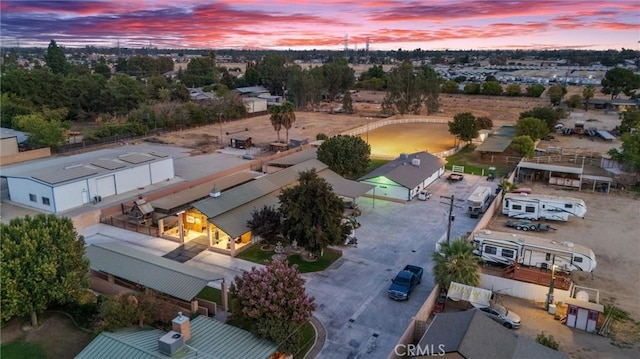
[119, 153, 154, 164]
[33, 167, 98, 185]
[91, 159, 126, 170]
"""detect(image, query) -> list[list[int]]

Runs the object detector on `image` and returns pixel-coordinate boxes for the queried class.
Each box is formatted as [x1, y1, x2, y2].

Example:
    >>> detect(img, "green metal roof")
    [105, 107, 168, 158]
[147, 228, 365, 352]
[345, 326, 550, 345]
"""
[85, 243, 224, 301]
[268, 148, 318, 167]
[475, 126, 517, 153]
[193, 159, 329, 218]
[76, 316, 278, 359]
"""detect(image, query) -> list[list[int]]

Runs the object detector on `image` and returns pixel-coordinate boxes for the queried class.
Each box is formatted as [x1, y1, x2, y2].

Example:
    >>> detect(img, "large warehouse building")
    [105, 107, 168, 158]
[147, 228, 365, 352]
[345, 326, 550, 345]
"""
[2, 151, 174, 213]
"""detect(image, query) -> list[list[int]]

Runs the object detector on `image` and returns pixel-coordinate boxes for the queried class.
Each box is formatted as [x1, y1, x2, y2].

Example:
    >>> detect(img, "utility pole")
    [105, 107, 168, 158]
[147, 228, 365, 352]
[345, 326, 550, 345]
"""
[218, 112, 223, 146]
[440, 195, 457, 244]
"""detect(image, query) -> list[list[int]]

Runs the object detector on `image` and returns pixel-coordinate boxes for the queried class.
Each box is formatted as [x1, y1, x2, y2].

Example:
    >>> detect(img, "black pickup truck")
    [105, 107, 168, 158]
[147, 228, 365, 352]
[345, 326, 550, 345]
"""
[388, 265, 424, 301]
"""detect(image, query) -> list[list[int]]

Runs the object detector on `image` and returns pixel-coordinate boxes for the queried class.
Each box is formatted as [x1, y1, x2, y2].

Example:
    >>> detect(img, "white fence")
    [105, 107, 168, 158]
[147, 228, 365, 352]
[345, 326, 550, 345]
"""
[480, 273, 572, 303]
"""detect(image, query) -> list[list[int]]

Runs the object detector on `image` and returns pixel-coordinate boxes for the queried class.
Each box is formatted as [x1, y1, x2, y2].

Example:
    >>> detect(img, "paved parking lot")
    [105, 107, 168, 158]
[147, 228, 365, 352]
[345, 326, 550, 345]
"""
[306, 174, 496, 358]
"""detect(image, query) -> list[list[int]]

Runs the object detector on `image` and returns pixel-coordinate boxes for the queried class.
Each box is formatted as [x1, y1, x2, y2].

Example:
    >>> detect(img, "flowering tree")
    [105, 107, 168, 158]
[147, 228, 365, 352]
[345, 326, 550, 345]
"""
[230, 260, 316, 353]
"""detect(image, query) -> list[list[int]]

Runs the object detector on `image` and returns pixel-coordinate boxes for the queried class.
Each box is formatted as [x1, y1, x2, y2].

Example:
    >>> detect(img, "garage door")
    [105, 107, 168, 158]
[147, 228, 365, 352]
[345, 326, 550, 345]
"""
[96, 175, 116, 197]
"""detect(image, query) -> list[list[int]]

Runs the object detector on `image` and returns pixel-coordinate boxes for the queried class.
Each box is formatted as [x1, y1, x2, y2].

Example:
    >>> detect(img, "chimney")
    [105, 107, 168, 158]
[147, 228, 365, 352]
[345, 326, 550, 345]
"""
[172, 312, 191, 341]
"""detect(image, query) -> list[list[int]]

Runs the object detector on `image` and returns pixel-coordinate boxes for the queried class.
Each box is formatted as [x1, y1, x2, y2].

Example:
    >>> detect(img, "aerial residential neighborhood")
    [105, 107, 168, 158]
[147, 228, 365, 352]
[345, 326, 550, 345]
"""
[1, 2, 640, 358]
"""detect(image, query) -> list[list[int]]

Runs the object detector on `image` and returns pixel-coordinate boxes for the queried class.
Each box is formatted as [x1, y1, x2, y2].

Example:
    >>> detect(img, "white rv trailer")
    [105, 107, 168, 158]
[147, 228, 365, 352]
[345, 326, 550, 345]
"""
[467, 186, 493, 218]
[502, 193, 587, 221]
[472, 230, 596, 273]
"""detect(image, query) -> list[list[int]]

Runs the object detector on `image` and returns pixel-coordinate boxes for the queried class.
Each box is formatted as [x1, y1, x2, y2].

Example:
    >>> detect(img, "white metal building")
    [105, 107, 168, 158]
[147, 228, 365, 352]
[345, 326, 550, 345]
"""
[2, 151, 174, 213]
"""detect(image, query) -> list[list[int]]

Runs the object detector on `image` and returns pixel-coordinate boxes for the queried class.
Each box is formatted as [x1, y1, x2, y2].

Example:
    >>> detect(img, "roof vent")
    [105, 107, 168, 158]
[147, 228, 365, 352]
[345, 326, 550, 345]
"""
[411, 158, 421, 166]
[210, 185, 221, 198]
[158, 331, 184, 356]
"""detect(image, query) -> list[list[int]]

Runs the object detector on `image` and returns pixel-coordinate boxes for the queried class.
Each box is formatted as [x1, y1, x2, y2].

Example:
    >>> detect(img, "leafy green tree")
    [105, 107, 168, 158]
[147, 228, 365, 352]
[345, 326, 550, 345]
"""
[316, 135, 371, 179]
[520, 107, 565, 132]
[482, 81, 503, 96]
[565, 94, 583, 109]
[583, 85, 595, 111]
[515, 117, 549, 141]
[432, 238, 482, 289]
[321, 58, 355, 102]
[618, 107, 640, 134]
[358, 64, 385, 82]
[269, 104, 284, 143]
[45, 40, 69, 75]
[256, 54, 290, 96]
[441, 80, 459, 94]
[547, 84, 566, 106]
[448, 112, 479, 144]
[230, 260, 316, 353]
[463, 82, 481, 95]
[105, 74, 147, 115]
[280, 101, 297, 144]
[454, 75, 467, 83]
[96, 291, 183, 332]
[601, 67, 640, 99]
[14, 110, 70, 149]
[1, 214, 90, 326]
[608, 132, 640, 177]
[0, 93, 34, 128]
[525, 84, 546, 97]
[383, 62, 439, 115]
[181, 55, 217, 87]
[476, 116, 493, 130]
[505, 84, 522, 96]
[509, 135, 535, 158]
[342, 91, 354, 114]
[278, 169, 348, 257]
[247, 205, 282, 248]
[287, 65, 321, 110]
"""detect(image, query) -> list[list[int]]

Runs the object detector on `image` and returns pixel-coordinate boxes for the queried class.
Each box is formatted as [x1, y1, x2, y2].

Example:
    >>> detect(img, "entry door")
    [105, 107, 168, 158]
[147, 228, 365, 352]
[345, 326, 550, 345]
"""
[566, 306, 577, 327]
[576, 308, 588, 330]
[523, 249, 532, 266]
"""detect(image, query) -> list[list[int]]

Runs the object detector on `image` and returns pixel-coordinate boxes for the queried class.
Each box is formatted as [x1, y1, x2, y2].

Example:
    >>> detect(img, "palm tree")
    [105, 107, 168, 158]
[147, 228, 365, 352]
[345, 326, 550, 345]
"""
[432, 238, 482, 289]
[280, 101, 296, 144]
[269, 105, 283, 143]
[498, 180, 517, 193]
[583, 85, 595, 112]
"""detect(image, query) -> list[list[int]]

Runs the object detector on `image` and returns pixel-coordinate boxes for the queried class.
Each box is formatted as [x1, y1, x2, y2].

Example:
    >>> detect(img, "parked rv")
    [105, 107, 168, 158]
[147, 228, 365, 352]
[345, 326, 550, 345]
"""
[471, 230, 596, 273]
[502, 193, 587, 221]
[466, 186, 493, 218]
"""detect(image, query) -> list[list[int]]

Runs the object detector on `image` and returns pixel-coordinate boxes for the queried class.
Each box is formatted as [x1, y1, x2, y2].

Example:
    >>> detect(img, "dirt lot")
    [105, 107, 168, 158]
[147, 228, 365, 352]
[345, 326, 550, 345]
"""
[482, 183, 640, 358]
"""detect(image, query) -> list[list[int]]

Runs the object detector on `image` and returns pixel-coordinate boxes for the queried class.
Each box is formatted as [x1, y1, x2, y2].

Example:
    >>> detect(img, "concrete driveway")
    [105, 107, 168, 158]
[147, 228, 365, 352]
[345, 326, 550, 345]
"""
[306, 174, 495, 358]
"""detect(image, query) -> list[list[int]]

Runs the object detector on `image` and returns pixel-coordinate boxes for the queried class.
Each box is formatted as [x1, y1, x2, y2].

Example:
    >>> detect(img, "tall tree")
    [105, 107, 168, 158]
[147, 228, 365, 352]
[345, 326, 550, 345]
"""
[515, 117, 549, 141]
[383, 62, 439, 115]
[321, 58, 355, 102]
[278, 169, 348, 257]
[316, 135, 371, 179]
[256, 54, 289, 96]
[520, 107, 565, 132]
[608, 132, 640, 178]
[448, 112, 479, 144]
[525, 84, 546, 97]
[280, 101, 297, 144]
[432, 238, 482, 289]
[1, 214, 90, 326]
[509, 135, 535, 158]
[601, 67, 640, 100]
[618, 107, 640, 134]
[547, 84, 566, 106]
[45, 40, 69, 75]
[247, 205, 282, 247]
[230, 260, 316, 353]
[269, 104, 284, 143]
[582, 85, 595, 111]
[14, 110, 70, 149]
[342, 91, 354, 114]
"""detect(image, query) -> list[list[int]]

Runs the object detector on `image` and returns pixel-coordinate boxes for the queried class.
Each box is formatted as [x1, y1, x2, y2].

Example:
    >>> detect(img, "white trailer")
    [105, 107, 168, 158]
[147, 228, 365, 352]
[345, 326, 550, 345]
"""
[471, 230, 596, 273]
[502, 193, 586, 221]
[466, 186, 493, 218]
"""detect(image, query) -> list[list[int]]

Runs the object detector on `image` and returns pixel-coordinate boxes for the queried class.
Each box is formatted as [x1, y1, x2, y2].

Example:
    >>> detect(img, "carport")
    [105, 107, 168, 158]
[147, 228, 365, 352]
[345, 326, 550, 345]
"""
[475, 126, 516, 158]
[516, 161, 612, 193]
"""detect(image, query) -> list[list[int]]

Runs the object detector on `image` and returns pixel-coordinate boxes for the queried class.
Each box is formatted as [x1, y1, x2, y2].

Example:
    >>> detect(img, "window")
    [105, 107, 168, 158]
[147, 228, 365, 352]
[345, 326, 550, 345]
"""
[545, 253, 551, 261]
[29, 193, 37, 202]
[589, 311, 598, 320]
[525, 206, 536, 213]
[569, 307, 577, 315]
[512, 204, 522, 210]
[574, 257, 583, 263]
[501, 249, 515, 258]
[42, 197, 51, 206]
[565, 204, 573, 209]
[484, 246, 497, 255]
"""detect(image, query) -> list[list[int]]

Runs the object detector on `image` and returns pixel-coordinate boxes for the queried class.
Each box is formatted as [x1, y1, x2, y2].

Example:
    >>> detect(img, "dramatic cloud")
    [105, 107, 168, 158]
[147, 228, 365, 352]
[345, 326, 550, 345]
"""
[0, 0, 637, 49]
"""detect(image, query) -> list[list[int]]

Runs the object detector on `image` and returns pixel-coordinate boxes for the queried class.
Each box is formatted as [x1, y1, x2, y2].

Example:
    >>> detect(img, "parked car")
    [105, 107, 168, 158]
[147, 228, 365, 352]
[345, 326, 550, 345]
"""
[505, 219, 553, 232]
[388, 265, 423, 301]
[476, 303, 521, 329]
[432, 289, 447, 315]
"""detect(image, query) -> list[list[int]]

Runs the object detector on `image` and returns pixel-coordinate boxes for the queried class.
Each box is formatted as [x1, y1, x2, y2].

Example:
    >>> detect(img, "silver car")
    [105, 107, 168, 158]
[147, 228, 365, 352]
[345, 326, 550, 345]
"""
[477, 303, 521, 329]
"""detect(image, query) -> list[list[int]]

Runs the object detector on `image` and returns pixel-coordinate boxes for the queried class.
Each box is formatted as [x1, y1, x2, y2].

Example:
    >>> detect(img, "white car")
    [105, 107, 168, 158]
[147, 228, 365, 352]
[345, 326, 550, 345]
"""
[476, 303, 521, 329]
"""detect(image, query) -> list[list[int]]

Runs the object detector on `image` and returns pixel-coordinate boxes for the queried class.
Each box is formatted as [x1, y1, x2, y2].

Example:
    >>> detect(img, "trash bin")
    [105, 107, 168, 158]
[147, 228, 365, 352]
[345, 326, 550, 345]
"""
[548, 304, 557, 315]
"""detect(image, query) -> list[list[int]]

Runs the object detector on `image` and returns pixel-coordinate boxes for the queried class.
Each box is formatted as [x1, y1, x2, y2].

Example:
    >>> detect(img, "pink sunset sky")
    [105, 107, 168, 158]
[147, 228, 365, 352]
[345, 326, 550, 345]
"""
[1, 0, 638, 50]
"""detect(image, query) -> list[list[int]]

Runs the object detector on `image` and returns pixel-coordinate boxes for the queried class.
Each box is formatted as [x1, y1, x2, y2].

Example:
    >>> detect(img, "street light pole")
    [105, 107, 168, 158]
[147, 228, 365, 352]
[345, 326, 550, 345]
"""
[218, 112, 223, 146]
[440, 195, 456, 244]
[366, 117, 371, 144]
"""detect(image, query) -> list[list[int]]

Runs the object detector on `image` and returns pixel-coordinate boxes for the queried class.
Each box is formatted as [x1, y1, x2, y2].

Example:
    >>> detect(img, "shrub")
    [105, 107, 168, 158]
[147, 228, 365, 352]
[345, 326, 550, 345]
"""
[536, 331, 559, 350]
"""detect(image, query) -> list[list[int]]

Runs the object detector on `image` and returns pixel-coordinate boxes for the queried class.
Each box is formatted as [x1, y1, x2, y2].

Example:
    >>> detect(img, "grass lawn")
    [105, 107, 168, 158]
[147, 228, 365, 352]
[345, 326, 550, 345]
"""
[445, 145, 516, 178]
[1, 339, 47, 359]
[237, 245, 342, 273]
[294, 321, 317, 359]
